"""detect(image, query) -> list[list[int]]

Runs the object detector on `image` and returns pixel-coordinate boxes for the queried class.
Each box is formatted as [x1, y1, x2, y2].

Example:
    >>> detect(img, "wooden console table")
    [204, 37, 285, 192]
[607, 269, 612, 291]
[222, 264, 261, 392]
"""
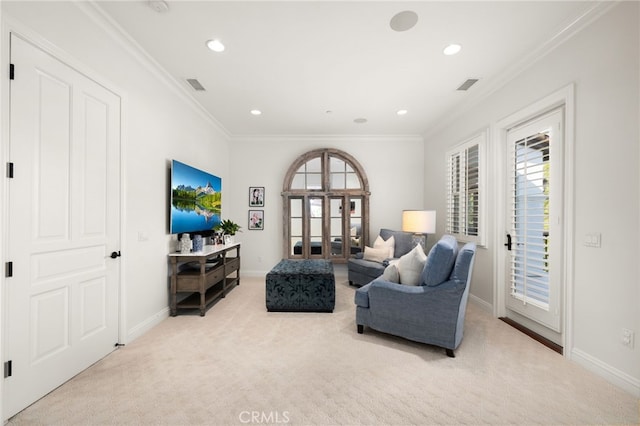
[168, 243, 240, 316]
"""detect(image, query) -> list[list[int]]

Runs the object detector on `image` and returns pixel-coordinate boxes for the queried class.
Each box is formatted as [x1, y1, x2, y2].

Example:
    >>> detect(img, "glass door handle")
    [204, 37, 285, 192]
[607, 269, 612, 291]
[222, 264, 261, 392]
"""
[504, 234, 512, 251]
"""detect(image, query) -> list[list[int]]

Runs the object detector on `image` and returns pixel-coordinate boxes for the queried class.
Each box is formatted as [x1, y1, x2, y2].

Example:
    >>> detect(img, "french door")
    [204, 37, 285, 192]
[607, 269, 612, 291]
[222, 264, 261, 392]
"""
[288, 195, 364, 260]
[4, 34, 121, 418]
[505, 108, 563, 333]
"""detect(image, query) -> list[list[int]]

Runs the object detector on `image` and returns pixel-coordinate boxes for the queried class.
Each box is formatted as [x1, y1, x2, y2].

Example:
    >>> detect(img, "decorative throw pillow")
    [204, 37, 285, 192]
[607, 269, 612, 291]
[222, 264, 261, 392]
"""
[381, 263, 400, 283]
[421, 235, 458, 287]
[398, 244, 427, 286]
[363, 246, 389, 263]
[373, 234, 395, 259]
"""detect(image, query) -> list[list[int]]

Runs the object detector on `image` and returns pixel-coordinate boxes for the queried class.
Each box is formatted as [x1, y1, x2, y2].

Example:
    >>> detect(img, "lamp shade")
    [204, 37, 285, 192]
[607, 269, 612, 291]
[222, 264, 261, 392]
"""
[402, 210, 436, 234]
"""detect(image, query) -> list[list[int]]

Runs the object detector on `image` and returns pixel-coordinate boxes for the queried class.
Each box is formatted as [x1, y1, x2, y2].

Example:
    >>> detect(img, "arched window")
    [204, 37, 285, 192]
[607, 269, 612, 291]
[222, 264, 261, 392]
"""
[282, 148, 370, 262]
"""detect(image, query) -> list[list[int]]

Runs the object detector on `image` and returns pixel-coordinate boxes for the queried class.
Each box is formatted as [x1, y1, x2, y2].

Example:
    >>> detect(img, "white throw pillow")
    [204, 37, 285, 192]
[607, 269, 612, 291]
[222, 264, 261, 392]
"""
[398, 244, 427, 286]
[382, 262, 400, 283]
[363, 246, 389, 263]
[373, 235, 395, 259]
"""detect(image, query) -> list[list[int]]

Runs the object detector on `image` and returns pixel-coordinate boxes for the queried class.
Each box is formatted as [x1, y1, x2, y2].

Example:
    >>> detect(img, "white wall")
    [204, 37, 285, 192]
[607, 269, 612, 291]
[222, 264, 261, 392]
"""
[423, 2, 639, 394]
[228, 136, 425, 275]
[0, 2, 230, 343]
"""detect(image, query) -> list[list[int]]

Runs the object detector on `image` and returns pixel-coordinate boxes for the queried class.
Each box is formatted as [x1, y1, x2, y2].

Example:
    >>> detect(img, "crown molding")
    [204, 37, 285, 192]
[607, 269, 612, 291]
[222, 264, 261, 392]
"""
[229, 133, 424, 143]
[78, 1, 231, 140]
[422, 1, 617, 140]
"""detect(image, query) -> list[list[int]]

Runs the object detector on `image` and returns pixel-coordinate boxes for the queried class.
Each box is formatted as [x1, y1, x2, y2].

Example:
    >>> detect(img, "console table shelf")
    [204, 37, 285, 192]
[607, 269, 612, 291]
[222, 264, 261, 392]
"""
[168, 243, 240, 316]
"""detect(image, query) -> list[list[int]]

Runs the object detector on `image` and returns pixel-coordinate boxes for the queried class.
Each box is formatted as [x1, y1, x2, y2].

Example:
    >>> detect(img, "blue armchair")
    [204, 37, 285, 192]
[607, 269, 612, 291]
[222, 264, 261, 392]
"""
[354, 235, 476, 357]
[347, 228, 414, 287]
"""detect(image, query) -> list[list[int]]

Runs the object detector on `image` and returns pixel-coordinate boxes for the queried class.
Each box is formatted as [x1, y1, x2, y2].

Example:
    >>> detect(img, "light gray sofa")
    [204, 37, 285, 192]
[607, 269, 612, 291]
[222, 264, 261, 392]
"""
[347, 228, 414, 287]
[354, 235, 477, 357]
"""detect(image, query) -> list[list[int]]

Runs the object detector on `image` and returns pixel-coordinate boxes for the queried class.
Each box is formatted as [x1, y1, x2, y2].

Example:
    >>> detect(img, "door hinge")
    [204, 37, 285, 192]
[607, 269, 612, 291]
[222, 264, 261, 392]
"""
[5, 261, 13, 277]
[4, 360, 12, 378]
[9, 63, 14, 80]
[7, 162, 14, 178]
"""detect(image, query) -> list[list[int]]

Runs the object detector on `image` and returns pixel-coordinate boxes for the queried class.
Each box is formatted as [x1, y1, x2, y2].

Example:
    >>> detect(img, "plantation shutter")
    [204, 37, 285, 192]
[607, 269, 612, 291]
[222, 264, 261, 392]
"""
[508, 132, 551, 309]
[446, 133, 484, 244]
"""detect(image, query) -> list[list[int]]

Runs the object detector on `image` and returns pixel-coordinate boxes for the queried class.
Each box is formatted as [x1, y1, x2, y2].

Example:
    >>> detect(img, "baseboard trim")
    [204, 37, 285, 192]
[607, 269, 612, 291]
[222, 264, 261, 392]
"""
[241, 270, 269, 278]
[126, 307, 170, 343]
[571, 348, 640, 397]
[499, 317, 563, 355]
[469, 294, 493, 313]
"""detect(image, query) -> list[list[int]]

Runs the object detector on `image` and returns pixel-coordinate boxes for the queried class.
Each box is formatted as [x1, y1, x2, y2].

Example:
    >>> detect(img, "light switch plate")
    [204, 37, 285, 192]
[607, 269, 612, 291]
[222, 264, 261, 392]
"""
[584, 233, 601, 248]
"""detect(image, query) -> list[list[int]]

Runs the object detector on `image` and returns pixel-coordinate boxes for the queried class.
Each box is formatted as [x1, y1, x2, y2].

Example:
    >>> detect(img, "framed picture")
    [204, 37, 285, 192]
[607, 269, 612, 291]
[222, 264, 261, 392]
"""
[248, 210, 264, 230]
[249, 186, 264, 207]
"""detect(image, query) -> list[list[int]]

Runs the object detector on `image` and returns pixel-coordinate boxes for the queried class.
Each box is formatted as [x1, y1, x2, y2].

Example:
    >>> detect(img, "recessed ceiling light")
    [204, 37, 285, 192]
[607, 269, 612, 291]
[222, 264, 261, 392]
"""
[206, 39, 225, 53]
[397, 109, 408, 116]
[250, 109, 262, 116]
[390, 11, 419, 32]
[354, 118, 368, 124]
[443, 44, 462, 56]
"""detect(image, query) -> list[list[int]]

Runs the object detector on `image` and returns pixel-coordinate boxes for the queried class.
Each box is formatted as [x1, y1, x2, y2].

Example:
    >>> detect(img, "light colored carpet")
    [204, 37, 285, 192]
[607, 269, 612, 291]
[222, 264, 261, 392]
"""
[8, 270, 639, 425]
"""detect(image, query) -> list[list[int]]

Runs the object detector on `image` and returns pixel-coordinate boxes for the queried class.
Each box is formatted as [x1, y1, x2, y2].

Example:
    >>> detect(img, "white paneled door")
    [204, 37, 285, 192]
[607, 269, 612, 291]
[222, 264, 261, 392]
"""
[505, 108, 563, 334]
[4, 34, 121, 418]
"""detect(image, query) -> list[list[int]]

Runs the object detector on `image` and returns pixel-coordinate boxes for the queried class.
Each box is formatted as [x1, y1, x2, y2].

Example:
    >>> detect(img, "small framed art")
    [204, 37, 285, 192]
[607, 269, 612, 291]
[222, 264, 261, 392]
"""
[249, 186, 264, 207]
[248, 210, 264, 230]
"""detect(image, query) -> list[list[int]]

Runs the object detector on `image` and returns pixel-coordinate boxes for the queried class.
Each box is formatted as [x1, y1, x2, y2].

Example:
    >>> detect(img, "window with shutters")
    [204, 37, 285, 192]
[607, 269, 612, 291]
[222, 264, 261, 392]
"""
[446, 131, 486, 245]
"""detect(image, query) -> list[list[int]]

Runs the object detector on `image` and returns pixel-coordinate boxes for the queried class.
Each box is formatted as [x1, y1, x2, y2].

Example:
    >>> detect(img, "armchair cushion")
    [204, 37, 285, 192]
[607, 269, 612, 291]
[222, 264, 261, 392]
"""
[421, 234, 458, 287]
[450, 242, 475, 282]
[373, 234, 395, 258]
[397, 244, 427, 285]
[381, 263, 400, 283]
[363, 246, 390, 263]
[379, 228, 413, 258]
[348, 228, 415, 287]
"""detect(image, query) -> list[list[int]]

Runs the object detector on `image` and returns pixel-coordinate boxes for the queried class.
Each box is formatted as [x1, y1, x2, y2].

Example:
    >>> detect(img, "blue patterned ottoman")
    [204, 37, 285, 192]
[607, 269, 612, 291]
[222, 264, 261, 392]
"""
[266, 259, 335, 312]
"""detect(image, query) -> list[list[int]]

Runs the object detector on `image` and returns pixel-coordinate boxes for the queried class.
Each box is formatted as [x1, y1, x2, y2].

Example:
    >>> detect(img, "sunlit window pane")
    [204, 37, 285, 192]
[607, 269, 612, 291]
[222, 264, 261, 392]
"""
[330, 173, 345, 189]
[346, 173, 360, 189]
[307, 157, 321, 173]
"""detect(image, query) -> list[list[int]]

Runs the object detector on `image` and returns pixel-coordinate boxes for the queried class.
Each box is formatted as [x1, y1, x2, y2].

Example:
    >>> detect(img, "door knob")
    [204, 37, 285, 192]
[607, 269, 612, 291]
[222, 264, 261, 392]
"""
[110, 251, 121, 259]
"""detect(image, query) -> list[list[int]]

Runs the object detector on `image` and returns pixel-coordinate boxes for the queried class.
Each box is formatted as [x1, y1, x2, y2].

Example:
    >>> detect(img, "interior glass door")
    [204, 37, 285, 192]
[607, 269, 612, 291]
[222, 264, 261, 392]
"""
[349, 197, 363, 254]
[289, 197, 303, 257]
[309, 197, 324, 257]
[330, 198, 344, 258]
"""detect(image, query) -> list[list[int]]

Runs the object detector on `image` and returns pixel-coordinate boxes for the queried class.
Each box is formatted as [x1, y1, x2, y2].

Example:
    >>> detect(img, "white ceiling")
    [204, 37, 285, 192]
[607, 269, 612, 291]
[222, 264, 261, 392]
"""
[95, 1, 602, 137]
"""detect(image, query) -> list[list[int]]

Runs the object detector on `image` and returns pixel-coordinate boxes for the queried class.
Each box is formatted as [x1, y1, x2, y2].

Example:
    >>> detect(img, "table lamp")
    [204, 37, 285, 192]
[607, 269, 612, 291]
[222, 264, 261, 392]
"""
[402, 210, 436, 249]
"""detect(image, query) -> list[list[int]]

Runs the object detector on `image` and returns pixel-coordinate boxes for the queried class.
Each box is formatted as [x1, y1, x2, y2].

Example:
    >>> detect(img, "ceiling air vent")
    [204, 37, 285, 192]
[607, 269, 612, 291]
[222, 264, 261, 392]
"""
[457, 78, 479, 91]
[186, 78, 206, 91]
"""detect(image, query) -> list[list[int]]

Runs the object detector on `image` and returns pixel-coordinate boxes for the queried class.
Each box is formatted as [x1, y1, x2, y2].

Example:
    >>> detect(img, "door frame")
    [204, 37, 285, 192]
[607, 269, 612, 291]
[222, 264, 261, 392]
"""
[0, 20, 127, 421]
[493, 83, 575, 358]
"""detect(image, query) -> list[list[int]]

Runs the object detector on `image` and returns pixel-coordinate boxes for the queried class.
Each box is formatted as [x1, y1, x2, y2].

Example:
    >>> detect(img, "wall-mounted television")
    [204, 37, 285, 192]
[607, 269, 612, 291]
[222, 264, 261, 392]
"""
[170, 160, 222, 235]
